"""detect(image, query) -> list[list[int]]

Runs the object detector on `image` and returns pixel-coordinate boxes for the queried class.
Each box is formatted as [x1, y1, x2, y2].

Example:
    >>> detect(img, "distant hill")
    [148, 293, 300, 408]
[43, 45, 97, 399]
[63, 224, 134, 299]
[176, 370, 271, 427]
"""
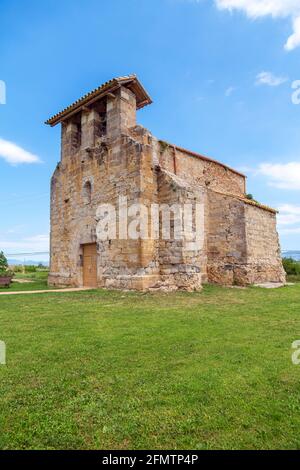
[8, 259, 49, 267]
[282, 251, 300, 261]
[8, 254, 299, 266]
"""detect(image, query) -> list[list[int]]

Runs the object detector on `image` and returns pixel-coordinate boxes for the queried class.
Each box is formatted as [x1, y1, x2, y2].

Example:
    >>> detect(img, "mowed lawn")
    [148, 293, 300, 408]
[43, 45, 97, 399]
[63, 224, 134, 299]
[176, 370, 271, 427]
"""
[0, 271, 53, 292]
[0, 285, 300, 450]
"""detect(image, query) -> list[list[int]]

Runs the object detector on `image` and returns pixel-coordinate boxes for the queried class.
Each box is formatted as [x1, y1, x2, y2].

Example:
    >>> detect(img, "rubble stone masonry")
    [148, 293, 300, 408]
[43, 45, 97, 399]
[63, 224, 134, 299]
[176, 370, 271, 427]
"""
[47, 75, 285, 290]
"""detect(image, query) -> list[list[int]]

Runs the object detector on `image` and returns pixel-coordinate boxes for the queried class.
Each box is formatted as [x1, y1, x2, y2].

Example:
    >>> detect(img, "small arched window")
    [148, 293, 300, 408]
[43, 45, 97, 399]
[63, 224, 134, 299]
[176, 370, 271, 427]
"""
[83, 181, 92, 205]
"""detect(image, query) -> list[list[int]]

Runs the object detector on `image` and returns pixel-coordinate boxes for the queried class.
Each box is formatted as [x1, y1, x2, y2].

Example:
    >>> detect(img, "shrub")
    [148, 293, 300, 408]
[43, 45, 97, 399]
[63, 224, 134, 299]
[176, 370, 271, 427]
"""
[25, 265, 37, 273]
[0, 269, 13, 277]
[0, 251, 8, 271]
[0, 252, 13, 277]
[12, 265, 23, 273]
[282, 257, 300, 276]
[245, 193, 260, 204]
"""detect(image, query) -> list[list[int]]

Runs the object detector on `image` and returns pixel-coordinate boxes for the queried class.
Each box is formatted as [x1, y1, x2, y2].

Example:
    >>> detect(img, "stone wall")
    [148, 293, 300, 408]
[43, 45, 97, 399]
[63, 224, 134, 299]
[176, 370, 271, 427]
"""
[49, 80, 285, 291]
[206, 190, 285, 286]
[157, 143, 246, 196]
[207, 190, 247, 285]
[243, 204, 286, 284]
[154, 168, 206, 291]
[49, 87, 161, 290]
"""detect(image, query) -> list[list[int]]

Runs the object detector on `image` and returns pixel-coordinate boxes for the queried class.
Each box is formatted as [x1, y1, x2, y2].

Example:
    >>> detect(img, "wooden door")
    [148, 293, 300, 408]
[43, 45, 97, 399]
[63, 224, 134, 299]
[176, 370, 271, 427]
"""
[83, 243, 97, 288]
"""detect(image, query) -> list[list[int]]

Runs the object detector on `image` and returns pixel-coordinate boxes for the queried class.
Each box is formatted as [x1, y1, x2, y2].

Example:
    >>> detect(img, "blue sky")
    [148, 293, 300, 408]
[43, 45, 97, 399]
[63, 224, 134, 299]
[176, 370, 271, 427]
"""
[1, 0, 300, 260]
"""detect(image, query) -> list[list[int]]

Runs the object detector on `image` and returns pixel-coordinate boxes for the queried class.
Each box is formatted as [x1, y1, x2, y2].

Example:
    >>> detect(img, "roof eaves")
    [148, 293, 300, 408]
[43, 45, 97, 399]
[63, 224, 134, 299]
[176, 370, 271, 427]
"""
[45, 75, 151, 126]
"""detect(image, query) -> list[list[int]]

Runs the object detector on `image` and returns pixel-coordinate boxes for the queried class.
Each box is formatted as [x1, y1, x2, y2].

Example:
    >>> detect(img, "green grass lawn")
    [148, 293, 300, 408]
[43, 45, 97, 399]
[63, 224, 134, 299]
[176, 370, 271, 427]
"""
[13, 270, 49, 280]
[0, 284, 300, 450]
[0, 270, 52, 292]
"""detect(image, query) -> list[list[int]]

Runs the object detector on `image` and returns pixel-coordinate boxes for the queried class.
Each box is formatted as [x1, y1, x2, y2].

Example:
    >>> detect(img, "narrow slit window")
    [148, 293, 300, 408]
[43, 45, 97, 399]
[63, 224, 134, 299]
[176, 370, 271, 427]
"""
[83, 181, 92, 204]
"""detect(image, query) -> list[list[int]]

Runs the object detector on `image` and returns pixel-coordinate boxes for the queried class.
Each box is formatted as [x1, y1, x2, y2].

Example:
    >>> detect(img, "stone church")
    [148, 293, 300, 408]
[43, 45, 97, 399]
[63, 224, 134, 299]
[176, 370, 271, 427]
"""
[46, 75, 285, 290]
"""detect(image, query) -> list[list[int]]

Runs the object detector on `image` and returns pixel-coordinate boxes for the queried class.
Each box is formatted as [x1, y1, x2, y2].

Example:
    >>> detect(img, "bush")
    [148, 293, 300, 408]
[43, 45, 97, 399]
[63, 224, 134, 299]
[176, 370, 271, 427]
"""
[0, 251, 14, 277]
[24, 265, 37, 273]
[0, 270, 13, 277]
[11, 265, 23, 273]
[0, 251, 8, 271]
[282, 257, 300, 276]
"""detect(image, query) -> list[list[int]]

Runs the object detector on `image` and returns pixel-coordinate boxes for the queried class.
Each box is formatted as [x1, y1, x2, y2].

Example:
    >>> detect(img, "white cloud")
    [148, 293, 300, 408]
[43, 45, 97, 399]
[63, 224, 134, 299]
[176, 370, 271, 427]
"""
[215, 0, 300, 50]
[25, 234, 49, 244]
[278, 213, 300, 225]
[285, 15, 300, 50]
[0, 234, 49, 254]
[0, 137, 41, 165]
[278, 203, 300, 215]
[215, 0, 300, 18]
[277, 204, 300, 225]
[255, 71, 288, 87]
[273, 203, 300, 236]
[257, 162, 300, 190]
[5, 225, 26, 234]
[280, 226, 300, 234]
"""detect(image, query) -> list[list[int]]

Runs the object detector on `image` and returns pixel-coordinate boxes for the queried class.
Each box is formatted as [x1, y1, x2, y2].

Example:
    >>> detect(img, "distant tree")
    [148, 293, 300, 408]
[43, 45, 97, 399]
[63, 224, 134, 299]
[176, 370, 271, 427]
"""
[0, 251, 8, 271]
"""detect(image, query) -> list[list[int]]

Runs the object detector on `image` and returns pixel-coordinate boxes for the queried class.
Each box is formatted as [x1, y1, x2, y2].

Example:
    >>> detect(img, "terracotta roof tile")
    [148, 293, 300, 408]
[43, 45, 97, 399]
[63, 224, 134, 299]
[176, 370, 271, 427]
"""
[45, 75, 152, 126]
